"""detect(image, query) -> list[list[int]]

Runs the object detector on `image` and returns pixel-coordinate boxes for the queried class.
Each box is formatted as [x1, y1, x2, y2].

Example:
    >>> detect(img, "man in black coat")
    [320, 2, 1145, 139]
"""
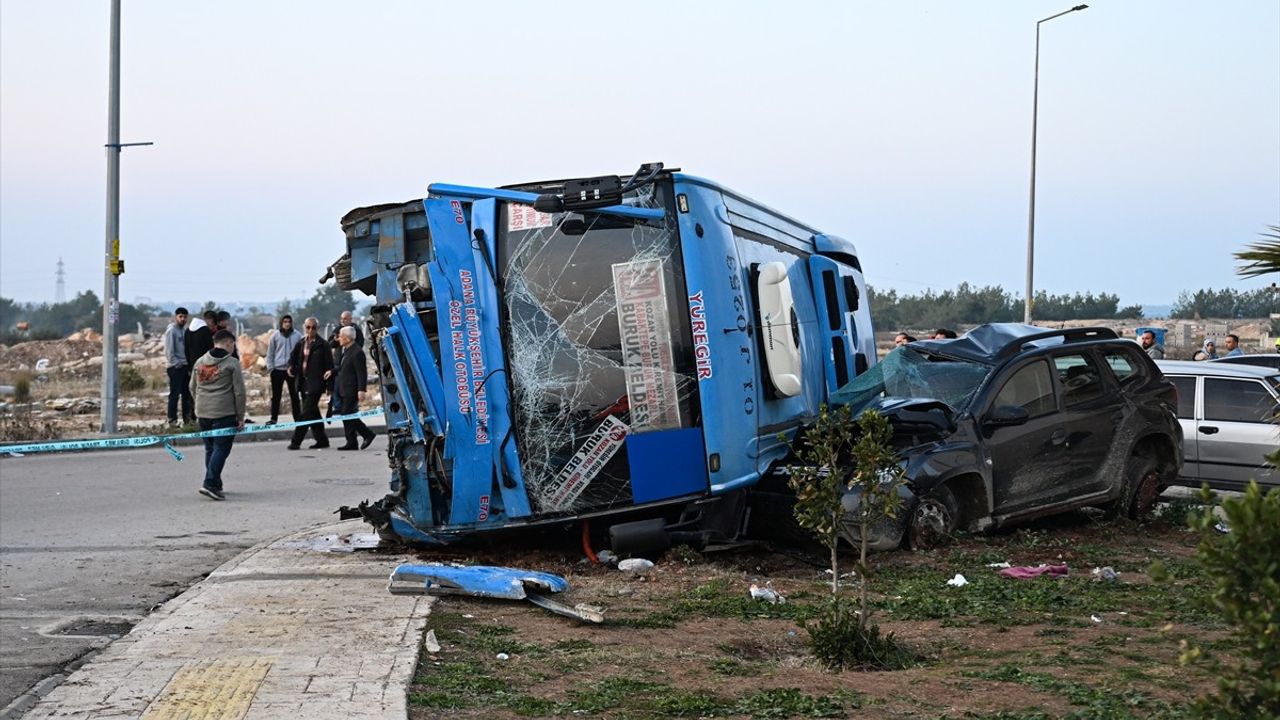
[286, 316, 333, 450]
[335, 326, 376, 450]
[184, 310, 217, 367]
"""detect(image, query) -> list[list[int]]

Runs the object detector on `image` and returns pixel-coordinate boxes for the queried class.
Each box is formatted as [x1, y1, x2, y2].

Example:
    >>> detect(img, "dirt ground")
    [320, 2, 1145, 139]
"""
[405, 508, 1230, 719]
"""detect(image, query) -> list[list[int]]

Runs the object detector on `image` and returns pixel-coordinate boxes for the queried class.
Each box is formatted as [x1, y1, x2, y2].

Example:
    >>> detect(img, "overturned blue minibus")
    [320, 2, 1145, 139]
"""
[332, 163, 876, 553]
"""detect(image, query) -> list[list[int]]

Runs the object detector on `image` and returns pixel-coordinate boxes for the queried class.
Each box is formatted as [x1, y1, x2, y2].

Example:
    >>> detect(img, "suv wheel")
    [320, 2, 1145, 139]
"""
[908, 486, 959, 550]
[1123, 453, 1161, 519]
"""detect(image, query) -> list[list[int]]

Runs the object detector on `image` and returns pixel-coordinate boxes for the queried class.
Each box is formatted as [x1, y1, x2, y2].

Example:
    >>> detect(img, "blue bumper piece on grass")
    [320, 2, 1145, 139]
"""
[388, 563, 603, 623]
[388, 563, 567, 599]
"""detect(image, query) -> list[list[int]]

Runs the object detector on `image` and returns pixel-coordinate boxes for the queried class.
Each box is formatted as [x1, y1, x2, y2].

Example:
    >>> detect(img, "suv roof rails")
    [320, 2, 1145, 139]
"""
[995, 326, 1118, 361]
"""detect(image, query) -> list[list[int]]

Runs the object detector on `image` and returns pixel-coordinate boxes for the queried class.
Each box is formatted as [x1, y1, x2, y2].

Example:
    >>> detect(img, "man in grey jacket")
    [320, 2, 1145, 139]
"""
[163, 307, 194, 427]
[265, 314, 302, 424]
[189, 331, 246, 501]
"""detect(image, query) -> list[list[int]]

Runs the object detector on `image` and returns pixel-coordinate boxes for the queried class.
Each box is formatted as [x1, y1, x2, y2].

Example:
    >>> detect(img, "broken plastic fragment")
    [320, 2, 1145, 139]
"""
[496, 653, 510, 661]
[1090, 615, 1103, 624]
[596, 549, 618, 565]
[617, 558, 654, 576]
[945, 574, 969, 587]
[424, 629, 441, 653]
[986, 561, 1012, 569]
[1090, 566, 1119, 583]
[749, 583, 785, 604]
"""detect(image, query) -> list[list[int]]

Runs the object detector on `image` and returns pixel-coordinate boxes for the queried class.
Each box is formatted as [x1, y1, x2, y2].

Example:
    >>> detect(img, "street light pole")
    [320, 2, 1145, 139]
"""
[100, 0, 151, 434]
[1025, 4, 1088, 325]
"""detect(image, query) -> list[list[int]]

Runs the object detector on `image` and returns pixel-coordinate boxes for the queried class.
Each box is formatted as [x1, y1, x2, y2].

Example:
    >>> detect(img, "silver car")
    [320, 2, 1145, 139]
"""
[1156, 360, 1280, 491]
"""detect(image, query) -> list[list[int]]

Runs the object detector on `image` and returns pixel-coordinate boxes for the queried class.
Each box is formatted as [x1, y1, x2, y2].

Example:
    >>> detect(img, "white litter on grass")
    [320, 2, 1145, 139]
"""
[749, 583, 785, 604]
[1091, 615, 1103, 624]
[1091, 566, 1119, 582]
[496, 653, 510, 661]
[617, 558, 654, 576]
[596, 549, 618, 565]
[986, 562, 1012, 569]
[424, 629, 441, 653]
[946, 574, 969, 587]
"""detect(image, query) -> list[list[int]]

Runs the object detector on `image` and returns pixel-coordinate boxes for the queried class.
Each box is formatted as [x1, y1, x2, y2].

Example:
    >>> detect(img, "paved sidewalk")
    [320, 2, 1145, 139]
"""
[20, 520, 432, 720]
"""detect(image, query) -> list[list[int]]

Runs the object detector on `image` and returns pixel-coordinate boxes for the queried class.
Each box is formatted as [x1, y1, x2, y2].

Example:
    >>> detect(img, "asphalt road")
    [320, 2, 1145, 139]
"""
[0, 436, 391, 713]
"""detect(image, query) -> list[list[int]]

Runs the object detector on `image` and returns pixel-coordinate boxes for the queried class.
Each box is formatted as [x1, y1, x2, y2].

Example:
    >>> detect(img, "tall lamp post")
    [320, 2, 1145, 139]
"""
[1025, 4, 1088, 324]
[100, 0, 151, 433]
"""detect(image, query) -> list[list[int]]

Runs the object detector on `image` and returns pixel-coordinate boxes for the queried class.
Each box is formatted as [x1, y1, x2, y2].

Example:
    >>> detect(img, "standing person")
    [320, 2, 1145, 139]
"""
[1223, 334, 1244, 357]
[288, 317, 333, 450]
[216, 310, 239, 358]
[1139, 330, 1165, 360]
[265, 314, 302, 425]
[185, 310, 216, 368]
[1202, 340, 1219, 360]
[335, 326, 376, 450]
[163, 307, 194, 427]
[326, 310, 364, 418]
[189, 330, 245, 501]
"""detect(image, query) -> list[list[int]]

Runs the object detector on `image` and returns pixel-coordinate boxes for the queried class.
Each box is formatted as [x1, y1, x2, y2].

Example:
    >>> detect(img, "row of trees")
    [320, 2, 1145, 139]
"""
[0, 283, 359, 345]
[1169, 287, 1277, 319]
[867, 283, 1144, 331]
[0, 292, 155, 344]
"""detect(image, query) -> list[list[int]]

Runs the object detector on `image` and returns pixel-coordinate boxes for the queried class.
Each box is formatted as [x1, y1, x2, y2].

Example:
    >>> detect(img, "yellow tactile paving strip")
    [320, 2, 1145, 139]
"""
[140, 657, 274, 720]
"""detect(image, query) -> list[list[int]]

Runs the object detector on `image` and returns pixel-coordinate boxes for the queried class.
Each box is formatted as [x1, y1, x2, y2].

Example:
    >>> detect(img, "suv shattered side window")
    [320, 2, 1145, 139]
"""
[1103, 348, 1145, 385]
[1054, 353, 1107, 407]
[994, 361, 1056, 417]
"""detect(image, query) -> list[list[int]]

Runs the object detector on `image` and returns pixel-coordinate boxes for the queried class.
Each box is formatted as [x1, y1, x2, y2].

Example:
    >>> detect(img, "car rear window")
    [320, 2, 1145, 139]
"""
[994, 361, 1056, 417]
[1204, 378, 1279, 423]
[1102, 348, 1146, 385]
[1167, 375, 1196, 418]
[1054, 353, 1106, 408]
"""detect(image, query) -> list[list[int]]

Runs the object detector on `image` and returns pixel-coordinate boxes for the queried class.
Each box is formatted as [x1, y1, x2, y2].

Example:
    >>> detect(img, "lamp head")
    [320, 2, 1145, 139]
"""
[1072, 4, 1088, 10]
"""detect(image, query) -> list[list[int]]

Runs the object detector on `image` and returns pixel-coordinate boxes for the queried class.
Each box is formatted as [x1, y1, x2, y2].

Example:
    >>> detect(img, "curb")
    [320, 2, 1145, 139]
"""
[0, 519, 344, 720]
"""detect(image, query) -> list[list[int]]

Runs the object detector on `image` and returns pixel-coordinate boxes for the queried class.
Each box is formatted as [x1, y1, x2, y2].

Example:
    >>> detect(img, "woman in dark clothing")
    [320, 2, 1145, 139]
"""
[335, 326, 376, 450]
[286, 317, 333, 450]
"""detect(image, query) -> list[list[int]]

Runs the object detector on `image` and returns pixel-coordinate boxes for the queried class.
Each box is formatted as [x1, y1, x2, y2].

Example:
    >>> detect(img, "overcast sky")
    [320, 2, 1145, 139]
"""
[2, 1, 1277, 310]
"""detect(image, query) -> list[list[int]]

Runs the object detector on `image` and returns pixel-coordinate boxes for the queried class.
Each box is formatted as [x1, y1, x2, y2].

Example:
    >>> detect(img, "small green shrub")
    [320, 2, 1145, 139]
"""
[805, 596, 916, 671]
[119, 364, 146, 392]
[1181, 482, 1280, 718]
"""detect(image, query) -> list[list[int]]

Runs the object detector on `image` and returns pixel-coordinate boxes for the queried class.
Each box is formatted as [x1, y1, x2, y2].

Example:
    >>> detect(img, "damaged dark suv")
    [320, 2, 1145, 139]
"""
[826, 323, 1183, 550]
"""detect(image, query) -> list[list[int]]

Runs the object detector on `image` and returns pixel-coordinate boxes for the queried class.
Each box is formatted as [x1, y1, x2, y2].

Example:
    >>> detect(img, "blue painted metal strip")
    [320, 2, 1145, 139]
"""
[469, 199, 531, 519]
[423, 197, 496, 526]
[380, 327, 427, 440]
[390, 305, 449, 438]
[427, 182, 664, 220]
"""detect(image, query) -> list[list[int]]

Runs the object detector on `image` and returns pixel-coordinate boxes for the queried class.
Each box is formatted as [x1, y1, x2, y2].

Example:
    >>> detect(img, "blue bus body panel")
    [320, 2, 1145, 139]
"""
[468, 199, 532, 520]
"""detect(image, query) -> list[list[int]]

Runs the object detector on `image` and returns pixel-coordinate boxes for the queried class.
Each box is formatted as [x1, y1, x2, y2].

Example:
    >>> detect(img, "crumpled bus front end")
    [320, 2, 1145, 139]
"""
[334, 173, 714, 546]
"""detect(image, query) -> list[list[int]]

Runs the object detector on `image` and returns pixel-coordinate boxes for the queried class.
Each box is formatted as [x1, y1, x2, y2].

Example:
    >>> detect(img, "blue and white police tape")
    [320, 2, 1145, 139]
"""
[0, 408, 384, 461]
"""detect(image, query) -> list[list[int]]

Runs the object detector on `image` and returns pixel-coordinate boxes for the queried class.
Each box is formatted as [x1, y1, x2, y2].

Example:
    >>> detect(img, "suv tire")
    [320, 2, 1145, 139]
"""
[908, 486, 959, 550]
[1104, 452, 1161, 520]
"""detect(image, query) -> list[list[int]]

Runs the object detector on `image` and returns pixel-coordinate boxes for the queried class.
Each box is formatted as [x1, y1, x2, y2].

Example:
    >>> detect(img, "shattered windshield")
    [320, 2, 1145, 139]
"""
[831, 347, 990, 413]
[497, 182, 697, 513]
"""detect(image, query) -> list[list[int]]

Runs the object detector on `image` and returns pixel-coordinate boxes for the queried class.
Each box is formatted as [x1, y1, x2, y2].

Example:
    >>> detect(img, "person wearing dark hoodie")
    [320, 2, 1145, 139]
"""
[189, 330, 246, 501]
[265, 314, 302, 424]
[184, 310, 216, 368]
[287, 316, 333, 450]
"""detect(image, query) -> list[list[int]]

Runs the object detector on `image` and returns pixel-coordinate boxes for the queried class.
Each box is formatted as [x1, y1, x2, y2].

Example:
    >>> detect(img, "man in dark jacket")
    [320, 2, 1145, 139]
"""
[326, 310, 364, 418]
[184, 310, 216, 367]
[335, 326, 376, 450]
[286, 316, 333, 450]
